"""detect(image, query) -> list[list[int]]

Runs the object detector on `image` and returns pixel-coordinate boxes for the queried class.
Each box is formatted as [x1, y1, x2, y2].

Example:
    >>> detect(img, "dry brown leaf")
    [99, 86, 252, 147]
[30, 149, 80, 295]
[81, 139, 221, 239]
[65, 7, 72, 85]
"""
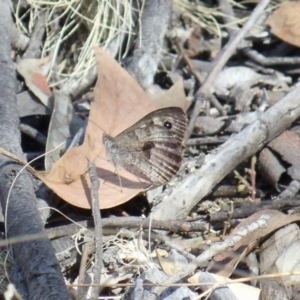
[268, 130, 300, 181]
[257, 147, 285, 191]
[265, 1, 300, 48]
[17, 57, 53, 109]
[208, 210, 300, 277]
[156, 249, 182, 276]
[36, 47, 186, 209]
[257, 131, 300, 191]
[259, 223, 300, 299]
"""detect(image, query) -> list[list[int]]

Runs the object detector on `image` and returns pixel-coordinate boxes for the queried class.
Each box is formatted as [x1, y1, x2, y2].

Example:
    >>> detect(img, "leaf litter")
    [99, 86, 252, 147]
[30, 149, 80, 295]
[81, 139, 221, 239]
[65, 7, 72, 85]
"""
[5, 1, 300, 299]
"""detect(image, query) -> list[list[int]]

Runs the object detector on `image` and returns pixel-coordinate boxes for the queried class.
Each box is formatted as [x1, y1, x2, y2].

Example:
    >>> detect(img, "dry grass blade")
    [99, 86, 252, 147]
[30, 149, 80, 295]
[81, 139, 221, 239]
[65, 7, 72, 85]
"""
[12, 0, 137, 87]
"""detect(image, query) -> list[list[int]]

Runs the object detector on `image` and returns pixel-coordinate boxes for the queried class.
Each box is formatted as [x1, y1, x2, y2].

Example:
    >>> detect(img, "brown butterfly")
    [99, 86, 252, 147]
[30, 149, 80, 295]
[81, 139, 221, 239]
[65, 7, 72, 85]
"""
[102, 107, 186, 186]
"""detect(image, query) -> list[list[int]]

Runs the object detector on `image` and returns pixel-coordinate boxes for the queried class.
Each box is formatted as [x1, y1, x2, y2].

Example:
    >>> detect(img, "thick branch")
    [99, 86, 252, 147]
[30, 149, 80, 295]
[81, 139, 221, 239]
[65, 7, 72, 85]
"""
[0, 1, 71, 299]
[153, 87, 300, 220]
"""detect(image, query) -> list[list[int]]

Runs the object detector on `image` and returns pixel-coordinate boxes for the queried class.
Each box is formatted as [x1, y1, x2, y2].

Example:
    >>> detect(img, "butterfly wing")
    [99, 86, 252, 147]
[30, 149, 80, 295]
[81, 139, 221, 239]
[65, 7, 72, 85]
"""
[106, 107, 186, 185]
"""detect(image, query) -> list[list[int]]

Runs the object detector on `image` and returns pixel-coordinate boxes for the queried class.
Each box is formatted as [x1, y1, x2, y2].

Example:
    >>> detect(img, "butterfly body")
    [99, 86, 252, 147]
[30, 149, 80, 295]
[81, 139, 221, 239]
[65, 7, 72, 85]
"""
[103, 107, 186, 186]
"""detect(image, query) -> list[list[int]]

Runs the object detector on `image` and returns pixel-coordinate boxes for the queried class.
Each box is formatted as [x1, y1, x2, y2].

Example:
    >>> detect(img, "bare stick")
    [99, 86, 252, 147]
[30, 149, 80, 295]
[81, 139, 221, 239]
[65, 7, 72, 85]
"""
[242, 48, 300, 66]
[77, 242, 91, 300]
[185, 0, 270, 140]
[277, 180, 300, 201]
[19, 123, 47, 145]
[173, 38, 205, 84]
[218, 0, 239, 38]
[124, 0, 172, 88]
[22, 10, 46, 59]
[173, 38, 224, 115]
[46, 216, 209, 239]
[187, 135, 229, 145]
[153, 86, 300, 221]
[88, 162, 103, 300]
[250, 156, 257, 202]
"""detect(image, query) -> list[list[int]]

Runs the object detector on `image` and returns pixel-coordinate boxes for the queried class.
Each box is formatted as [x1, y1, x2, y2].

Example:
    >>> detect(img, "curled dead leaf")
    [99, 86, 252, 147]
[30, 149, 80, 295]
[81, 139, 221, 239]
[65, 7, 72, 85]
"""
[208, 210, 300, 277]
[17, 57, 53, 109]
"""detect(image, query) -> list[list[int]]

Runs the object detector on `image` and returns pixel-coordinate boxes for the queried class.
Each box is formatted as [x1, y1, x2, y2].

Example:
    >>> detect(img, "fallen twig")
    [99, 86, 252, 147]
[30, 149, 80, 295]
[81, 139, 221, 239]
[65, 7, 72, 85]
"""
[88, 162, 103, 300]
[153, 86, 300, 220]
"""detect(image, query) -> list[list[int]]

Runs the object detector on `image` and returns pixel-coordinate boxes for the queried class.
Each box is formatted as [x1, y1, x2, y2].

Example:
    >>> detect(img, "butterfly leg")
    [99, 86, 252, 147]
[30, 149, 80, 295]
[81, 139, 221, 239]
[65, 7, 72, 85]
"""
[135, 176, 147, 184]
[113, 167, 123, 193]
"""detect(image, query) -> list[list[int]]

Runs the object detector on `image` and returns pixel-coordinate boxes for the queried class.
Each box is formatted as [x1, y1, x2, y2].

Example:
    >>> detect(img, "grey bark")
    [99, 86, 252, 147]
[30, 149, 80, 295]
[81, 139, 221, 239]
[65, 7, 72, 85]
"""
[0, 1, 71, 299]
[123, 0, 172, 89]
[197, 272, 239, 300]
[153, 86, 300, 221]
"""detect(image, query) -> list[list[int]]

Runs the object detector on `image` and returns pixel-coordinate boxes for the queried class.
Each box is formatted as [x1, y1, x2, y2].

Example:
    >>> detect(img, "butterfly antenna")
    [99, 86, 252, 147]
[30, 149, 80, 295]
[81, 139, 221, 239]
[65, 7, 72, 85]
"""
[76, 112, 106, 135]
[76, 111, 107, 162]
